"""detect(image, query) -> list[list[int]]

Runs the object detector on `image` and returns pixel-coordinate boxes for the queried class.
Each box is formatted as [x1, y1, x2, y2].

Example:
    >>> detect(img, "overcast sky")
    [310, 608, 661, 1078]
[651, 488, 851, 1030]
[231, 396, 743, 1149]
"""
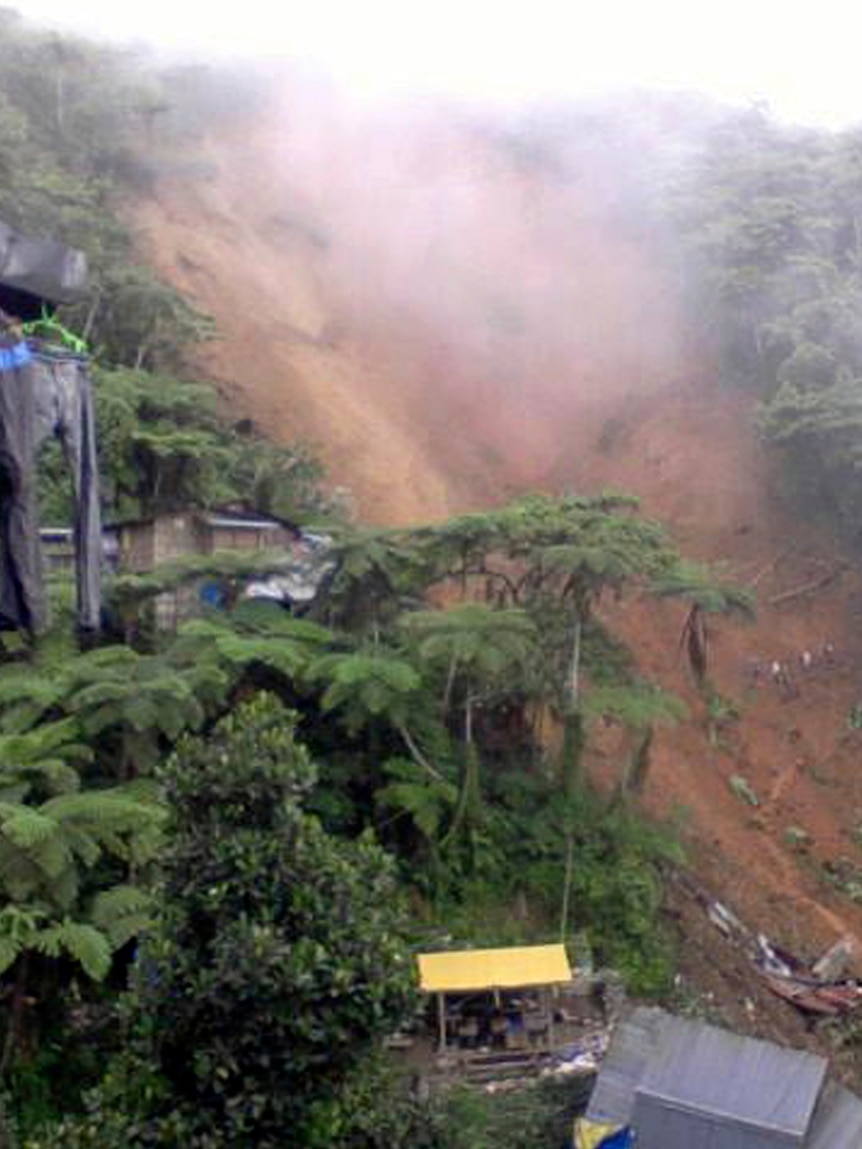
[10, 0, 862, 129]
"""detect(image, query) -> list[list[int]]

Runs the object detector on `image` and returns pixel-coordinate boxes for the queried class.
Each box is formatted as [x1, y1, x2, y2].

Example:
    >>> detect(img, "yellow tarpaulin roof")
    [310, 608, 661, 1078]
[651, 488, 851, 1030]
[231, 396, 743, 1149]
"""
[417, 944, 572, 994]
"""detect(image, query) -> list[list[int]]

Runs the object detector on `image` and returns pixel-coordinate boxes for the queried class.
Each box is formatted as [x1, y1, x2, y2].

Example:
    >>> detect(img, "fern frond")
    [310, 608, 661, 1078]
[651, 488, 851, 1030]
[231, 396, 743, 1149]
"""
[91, 885, 154, 946]
[583, 684, 687, 728]
[0, 936, 21, 975]
[0, 806, 58, 849]
[34, 921, 112, 980]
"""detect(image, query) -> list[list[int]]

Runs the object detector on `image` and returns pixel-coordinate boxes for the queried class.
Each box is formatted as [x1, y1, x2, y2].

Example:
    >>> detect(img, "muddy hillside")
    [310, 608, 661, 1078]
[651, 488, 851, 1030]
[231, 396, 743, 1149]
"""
[136, 81, 862, 1042]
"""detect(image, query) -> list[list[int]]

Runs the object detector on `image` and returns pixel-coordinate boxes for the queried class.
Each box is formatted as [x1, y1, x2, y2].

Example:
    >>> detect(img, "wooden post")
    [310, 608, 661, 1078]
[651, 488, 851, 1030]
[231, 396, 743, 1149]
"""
[546, 987, 555, 1050]
[437, 992, 446, 1053]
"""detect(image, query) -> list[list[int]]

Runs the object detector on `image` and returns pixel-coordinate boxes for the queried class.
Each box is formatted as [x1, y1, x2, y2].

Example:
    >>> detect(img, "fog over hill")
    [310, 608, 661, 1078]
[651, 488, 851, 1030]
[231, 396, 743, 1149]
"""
[137, 79, 700, 521]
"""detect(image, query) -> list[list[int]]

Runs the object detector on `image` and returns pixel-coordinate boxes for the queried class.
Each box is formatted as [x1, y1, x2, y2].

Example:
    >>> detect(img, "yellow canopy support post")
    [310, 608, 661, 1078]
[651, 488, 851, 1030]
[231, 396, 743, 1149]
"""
[545, 986, 554, 1049]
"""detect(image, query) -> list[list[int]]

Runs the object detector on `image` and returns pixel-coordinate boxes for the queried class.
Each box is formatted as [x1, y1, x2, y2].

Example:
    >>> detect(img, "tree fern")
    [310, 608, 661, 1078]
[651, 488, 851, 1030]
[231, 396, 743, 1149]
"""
[59, 647, 207, 775]
[0, 788, 163, 910]
[0, 670, 63, 733]
[376, 757, 457, 839]
[309, 651, 423, 732]
[229, 600, 333, 645]
[176, 615, 328, 689]
[402, 604, 536, 673]
[0, 806, 59, 850]
[33, 920, 112, 981]
[582, 683, 687, 729]
[651, 559, 755, 616]
[0, 719, 90, 796]
[317, 528, 433, 633]
[651, 560, 754, 683]
[90, 885, 154, 948]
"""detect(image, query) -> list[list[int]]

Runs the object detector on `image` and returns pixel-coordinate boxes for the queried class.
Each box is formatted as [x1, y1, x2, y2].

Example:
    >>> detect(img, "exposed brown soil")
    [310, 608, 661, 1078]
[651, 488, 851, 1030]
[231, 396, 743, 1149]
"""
[134, 86, 862, 1055]
[579, 384, 862, 958]
[134, 83, 689, 523]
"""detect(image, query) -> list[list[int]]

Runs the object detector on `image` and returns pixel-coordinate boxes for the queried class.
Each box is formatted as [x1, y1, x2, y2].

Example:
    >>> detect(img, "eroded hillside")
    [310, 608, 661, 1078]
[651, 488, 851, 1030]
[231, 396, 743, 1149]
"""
[135, 83, 862, 1039]
[135, 82, 691, 521]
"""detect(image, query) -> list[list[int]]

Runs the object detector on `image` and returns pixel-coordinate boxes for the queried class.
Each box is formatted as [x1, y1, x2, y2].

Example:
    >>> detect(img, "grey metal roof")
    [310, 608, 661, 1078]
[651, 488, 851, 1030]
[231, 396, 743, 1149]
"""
[807, 1082, 862, 1149]
[587, 1008, 837, 1149]
[636, 1013, 826, 1141]
[204, 514, 283, 531]
[0, 220, 86, 303]
[586, 1007, 664, 1124]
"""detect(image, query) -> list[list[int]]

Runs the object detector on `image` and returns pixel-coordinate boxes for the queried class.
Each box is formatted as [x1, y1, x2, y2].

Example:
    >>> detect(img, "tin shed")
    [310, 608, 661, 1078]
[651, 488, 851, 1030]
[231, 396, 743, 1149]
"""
[631, 1013, 825, 1149]
[806, 1082, 862, 1149]
[586, 1009, 849, 1149]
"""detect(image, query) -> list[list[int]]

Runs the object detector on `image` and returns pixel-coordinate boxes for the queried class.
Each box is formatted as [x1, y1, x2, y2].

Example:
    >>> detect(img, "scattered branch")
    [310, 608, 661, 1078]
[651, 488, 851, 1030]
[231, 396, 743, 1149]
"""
[768, 565, 847, 606]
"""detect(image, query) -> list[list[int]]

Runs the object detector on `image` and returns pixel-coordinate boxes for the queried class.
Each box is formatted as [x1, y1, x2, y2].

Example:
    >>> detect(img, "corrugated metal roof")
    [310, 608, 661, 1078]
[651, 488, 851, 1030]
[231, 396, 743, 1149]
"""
[633, 1098, 801, 1149]
[635, 1013, 825, 1141]
[416, 944, 571, 993]
[807, 1082, 862, 1149]
[586, 1007, 664, 1125]
[587, 1009, 837, 1149]
[0, 219, 87, 303]
[204, 515, 282, 531]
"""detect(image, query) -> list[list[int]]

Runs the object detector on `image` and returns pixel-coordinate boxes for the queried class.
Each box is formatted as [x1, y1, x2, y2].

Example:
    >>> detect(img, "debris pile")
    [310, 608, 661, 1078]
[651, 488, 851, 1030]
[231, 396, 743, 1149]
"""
[701, 880, 862, 1017]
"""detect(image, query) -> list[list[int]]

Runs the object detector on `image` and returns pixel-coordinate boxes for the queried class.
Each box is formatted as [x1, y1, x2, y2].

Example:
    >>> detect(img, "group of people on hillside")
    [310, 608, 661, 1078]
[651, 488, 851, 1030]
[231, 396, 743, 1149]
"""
[744, 643, 841, 693]
[745, 642, 837, 698]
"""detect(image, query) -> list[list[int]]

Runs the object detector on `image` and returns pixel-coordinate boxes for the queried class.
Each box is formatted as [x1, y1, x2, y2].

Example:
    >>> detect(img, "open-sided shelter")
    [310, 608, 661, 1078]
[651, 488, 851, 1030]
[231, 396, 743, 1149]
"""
[417, 943, 572, 1051]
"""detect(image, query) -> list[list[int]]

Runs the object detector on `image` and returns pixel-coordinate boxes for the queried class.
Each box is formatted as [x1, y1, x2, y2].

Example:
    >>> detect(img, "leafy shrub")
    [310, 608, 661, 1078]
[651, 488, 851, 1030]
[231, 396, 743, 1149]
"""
[37, 695, 416, 1147]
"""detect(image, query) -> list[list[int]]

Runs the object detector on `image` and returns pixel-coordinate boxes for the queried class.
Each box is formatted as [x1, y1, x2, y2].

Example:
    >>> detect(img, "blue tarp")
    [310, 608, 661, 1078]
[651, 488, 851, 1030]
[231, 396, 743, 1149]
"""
[0, 340, 32, 372]
[599, 1131, 634, 1149]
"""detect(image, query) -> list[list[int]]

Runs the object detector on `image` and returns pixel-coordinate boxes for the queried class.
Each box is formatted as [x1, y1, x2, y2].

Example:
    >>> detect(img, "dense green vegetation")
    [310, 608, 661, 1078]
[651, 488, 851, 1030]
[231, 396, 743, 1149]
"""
[3, 479, 744, 1142]
[40, 366, 330, 525]
[39, 696, 416, 1146]
[669, 110, 862, 539]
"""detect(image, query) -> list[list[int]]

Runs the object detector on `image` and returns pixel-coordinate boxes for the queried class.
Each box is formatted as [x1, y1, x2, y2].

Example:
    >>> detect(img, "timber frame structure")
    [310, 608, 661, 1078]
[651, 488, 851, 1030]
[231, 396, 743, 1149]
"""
[417, 944, 573, 1054]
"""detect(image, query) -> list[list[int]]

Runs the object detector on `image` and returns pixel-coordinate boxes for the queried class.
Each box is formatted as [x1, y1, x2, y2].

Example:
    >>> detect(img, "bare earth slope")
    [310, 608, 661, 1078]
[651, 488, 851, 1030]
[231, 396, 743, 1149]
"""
[135, 89, 862, 1042]
[136, 86, 689, 522]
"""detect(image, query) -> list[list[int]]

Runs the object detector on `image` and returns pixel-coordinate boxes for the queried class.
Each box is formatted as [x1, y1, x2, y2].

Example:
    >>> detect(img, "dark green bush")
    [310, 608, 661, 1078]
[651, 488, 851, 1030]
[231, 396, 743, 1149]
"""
[36, 695, 416, 1147]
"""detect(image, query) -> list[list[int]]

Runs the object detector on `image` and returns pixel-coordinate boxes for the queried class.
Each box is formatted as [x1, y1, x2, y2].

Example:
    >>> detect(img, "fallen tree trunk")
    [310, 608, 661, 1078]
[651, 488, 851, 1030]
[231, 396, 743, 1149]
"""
[768, 565, 846, 606]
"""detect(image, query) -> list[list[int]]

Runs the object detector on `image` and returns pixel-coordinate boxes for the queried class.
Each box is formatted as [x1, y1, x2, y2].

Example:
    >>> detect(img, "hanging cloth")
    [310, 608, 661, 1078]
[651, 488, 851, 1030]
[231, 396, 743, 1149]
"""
[0, 339, 32, 372]
[0, 341, 101, 634]
[21, 306, 88, 356]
